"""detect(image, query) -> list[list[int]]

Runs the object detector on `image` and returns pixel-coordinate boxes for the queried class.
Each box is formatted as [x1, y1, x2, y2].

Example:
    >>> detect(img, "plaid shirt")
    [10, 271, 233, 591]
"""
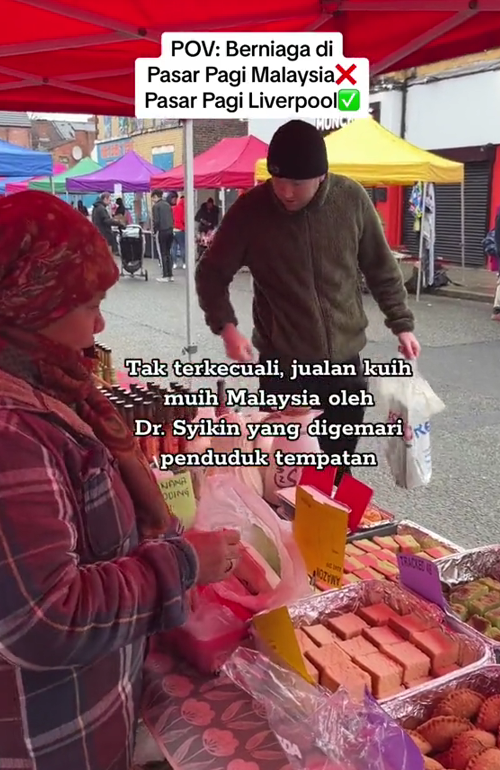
[0, 382, 197, 770]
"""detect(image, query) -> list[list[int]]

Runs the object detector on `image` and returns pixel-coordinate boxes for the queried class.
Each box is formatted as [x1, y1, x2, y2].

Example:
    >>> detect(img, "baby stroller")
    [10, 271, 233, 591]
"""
[118, 225, 148, 280]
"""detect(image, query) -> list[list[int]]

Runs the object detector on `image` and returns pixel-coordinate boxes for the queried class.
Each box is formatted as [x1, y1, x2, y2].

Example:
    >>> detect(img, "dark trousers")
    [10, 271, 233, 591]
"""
[259, 355, 367, 483]
[158, 229, 174, 277]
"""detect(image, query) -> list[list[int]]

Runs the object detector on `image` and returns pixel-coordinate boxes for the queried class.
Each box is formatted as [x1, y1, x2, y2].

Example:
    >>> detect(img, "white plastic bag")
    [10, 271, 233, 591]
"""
[195, 474, 310, 612]
[374, 364, 445, 489]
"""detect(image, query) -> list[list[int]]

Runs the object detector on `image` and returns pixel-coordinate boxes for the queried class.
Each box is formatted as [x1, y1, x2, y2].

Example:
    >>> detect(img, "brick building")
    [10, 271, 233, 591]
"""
[0, 112, 32, 148]
[31, 119, 96, 168]
[95, 117, 248, 173]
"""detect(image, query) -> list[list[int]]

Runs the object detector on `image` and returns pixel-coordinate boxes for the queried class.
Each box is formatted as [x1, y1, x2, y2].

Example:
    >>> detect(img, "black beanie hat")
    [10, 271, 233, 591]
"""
[267, 120, 328, 180]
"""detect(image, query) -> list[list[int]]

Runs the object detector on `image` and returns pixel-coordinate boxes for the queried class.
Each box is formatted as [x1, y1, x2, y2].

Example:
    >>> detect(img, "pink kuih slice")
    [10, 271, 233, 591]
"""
[411, 628, 459, 674]
[363, 626, 405, 648]
[356, 652, 403, 699]
[325, 613, 369, 640]
[358, 603, 401, 626]
[383, 642, 431, 685]
[388, 614, 437, 640]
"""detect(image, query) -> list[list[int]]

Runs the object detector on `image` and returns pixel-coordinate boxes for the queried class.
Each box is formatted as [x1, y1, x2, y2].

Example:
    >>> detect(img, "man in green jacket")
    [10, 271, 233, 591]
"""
[195, 120, 420, 473]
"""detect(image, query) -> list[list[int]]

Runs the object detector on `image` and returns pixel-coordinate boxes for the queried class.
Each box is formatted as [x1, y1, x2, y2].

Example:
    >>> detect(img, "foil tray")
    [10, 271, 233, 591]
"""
[270, 580, 494, 702]
[351, 518, 464, 553]
[384, 664, 500, 728]
[438, 545, 500, 585]
[437, 546, 500, 647]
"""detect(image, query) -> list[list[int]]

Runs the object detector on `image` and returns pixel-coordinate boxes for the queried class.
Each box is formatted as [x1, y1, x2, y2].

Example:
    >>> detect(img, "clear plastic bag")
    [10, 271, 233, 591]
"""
[374, 363, 445, 489]
[223, 648, 423, 770]
[195, 475, 310, 612]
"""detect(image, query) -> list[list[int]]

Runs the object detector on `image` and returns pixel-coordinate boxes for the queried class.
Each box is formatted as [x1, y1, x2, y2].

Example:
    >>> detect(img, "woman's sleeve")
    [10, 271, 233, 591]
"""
[0, 412, 198, 671]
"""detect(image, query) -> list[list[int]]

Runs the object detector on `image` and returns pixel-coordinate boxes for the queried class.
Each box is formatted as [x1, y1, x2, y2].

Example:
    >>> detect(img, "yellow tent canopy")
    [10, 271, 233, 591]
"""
[254, 117, 464, 186]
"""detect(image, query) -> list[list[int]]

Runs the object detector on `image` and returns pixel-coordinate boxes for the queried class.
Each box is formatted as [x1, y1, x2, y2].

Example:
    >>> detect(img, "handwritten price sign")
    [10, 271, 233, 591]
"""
[397, 553, 446, 609]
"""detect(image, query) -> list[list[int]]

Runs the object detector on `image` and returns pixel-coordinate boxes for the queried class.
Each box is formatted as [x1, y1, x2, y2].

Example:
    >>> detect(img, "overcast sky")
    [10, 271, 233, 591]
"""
[28, 113, 93, 121]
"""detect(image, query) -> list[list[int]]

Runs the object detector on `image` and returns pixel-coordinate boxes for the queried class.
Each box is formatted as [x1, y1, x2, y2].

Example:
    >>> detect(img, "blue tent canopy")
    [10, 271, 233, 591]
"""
[0, 140, 52, 177]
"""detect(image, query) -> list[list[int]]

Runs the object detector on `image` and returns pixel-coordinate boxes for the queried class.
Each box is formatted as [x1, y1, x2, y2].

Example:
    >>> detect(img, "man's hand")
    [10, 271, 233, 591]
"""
[398, 331, 421, 360]
[222, 324, 253, 362]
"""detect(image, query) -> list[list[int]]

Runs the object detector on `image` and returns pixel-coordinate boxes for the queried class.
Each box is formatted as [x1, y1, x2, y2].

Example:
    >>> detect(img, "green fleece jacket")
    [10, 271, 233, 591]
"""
[195, 174, 414, 363]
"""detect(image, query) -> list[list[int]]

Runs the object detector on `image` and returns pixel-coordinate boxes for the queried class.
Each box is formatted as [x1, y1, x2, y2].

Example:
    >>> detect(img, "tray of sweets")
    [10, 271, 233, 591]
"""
[314, 520, 463, 593]
[253, 580, 492, 706]
[437, 546, 500, 646]
[384, 665, 500, 770]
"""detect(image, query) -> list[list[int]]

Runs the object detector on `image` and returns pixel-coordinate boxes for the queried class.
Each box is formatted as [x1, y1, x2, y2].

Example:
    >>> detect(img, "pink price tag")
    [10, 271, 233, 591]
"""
[397, 553, 446, 609]
[299, 466, 337, 497]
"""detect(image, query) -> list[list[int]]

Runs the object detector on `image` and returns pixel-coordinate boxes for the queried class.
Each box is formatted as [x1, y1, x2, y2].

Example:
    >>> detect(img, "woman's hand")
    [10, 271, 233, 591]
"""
[184, 528, 241, 585]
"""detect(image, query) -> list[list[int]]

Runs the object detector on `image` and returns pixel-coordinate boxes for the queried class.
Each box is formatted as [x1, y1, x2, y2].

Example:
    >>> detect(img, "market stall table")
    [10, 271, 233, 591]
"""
[143, 635, 288, 770]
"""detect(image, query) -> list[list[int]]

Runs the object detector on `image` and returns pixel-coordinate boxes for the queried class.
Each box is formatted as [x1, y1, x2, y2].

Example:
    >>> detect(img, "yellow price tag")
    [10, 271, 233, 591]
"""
[293, 486, 348, 589]
[253, 606, 314, 684]
[157, 471, 196, 528]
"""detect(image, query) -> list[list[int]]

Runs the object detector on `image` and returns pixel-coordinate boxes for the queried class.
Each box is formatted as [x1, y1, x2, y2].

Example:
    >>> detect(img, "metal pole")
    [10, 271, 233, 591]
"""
[416, 182, 427, 303]
[50, 176, 55, 195]
[460, 180, 465, 284]
[183, 119, 197, 362]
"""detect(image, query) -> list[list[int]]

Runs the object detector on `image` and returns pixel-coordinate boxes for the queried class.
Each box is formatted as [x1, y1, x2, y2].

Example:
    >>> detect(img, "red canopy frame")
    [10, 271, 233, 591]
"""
[1, 0, 499, 115]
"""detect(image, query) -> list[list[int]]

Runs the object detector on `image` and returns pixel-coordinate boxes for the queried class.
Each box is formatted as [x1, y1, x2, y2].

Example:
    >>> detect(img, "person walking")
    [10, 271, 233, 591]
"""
[196, 120, 420, 482]
[77, 199, 89, 217]
[173, 193, 186, 268]
[151, 189, 174, 283]
[492, 204, 500, 320]
[92, 192, 120, 254]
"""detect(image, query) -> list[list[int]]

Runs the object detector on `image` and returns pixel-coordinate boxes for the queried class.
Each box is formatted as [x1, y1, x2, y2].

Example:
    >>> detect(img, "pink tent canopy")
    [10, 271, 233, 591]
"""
[150, 136, 269, 190]
[5, 163, 67, 195]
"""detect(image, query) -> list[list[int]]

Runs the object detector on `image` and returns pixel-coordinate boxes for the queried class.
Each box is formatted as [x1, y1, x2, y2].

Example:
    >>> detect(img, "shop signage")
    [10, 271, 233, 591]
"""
[96, 138, 134, 165]
[315, 100, 381, 135]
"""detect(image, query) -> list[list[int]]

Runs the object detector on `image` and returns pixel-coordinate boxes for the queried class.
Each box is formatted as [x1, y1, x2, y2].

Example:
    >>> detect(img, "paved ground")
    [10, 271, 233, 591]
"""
[100, 257, 500, 550]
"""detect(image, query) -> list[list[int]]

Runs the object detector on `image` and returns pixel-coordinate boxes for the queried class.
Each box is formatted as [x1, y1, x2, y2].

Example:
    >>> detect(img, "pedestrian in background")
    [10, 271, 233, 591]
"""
[151, 189, 174, 283]
[172, 193, 186, 269]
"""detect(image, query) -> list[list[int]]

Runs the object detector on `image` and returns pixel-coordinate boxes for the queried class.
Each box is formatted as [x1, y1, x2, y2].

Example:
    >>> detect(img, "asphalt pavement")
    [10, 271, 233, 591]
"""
[100, 257, 500, 550]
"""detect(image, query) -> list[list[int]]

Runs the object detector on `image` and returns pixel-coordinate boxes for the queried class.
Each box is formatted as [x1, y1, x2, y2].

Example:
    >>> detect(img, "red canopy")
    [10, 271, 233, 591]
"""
[150, 136, 268, 190]
[0, 1, 498, 116]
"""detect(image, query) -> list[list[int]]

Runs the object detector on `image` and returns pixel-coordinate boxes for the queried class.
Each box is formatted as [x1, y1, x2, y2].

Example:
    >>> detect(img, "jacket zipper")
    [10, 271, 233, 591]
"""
[305, 212, 331, 359]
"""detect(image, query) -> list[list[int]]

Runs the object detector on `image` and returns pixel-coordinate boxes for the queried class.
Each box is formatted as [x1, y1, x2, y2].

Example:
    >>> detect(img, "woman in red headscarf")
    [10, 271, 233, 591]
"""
[0, 191, 240, 770]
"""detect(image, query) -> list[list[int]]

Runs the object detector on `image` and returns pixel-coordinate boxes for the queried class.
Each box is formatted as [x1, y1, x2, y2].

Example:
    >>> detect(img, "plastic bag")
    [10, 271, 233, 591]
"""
[195, 475, 310, 612]
[374, 364, 445, 489]
[223, 648, 423, 770]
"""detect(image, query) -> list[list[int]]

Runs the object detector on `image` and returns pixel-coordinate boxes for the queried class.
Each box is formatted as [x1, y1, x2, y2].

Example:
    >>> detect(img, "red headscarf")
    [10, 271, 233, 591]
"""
[0, 190, 118, 329]
[0, 191, 171, 535]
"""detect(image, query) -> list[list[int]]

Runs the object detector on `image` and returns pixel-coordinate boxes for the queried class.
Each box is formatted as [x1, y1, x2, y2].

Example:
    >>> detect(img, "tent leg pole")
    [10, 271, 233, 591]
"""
[50, 176, 55, 195]
[184, 118, 197, 363]
[416, 182, 427, 303]
[221, 188, 226, 217]
[460, 180, 465, 284]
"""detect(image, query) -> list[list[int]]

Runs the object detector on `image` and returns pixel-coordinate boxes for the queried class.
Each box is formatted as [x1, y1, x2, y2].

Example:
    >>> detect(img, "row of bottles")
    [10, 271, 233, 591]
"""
[85, 343, 117, 385]
[97, 381, 199, 464]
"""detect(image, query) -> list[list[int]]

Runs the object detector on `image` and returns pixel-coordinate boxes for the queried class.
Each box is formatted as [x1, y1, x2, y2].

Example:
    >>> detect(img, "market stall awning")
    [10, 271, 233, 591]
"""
[66, 150, 162, 193]
[150, 136, 269, 190]
[3, 162, 67, 194]
[254, 117, 464, 186]
[0, 138, 53, 177]
[30, 157, 101, 194]
[0, 1, 498, 116]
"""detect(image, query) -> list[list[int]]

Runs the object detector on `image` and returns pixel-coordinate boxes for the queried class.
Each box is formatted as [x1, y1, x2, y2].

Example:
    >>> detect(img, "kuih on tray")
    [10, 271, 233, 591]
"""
[385, 666, 500, 770]
[314, 529, 456, 592]
[255, 581, 491, 704]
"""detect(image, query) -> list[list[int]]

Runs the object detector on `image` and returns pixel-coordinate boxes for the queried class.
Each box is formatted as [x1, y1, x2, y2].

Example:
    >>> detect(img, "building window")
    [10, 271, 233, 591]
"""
[118, 117, 129, 137]
[103, 116, 112, 139]
[152, 145, 174, 171]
